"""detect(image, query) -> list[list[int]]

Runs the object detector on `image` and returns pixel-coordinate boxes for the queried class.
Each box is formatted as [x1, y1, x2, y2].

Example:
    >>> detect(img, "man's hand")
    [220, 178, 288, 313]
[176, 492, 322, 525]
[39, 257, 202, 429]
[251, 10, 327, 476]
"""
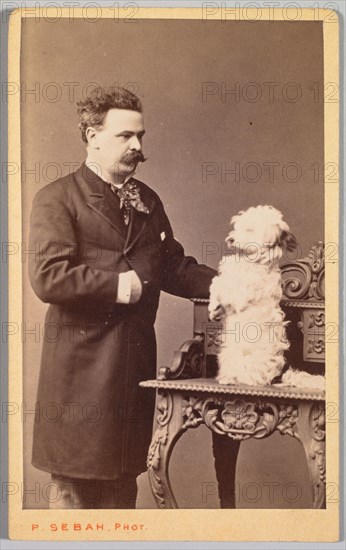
[129, 270, 142, 304]
[208, 303, 225, 322]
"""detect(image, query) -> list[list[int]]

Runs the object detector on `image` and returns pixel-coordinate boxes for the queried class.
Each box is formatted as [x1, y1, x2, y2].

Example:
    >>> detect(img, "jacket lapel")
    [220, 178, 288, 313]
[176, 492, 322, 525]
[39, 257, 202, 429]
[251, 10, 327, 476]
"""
[75, 163, 127, 238]
[124, 179, 155, 254]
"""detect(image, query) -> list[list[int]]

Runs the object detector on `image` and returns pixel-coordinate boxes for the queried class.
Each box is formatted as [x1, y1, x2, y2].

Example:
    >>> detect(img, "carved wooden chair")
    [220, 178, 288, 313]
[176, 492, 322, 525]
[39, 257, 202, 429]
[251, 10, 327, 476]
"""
[140, 242, 326, 509]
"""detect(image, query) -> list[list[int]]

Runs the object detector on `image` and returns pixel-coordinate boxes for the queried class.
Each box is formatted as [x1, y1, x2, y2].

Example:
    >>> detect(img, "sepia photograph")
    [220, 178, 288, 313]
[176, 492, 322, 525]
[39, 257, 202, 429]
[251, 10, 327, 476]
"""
[6, 4, 340, 543]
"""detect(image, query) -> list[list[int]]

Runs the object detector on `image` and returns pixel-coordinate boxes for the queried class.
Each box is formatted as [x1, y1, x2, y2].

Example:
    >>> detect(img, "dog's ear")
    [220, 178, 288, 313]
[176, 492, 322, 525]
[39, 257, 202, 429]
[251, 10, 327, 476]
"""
[278, 230, 298, 251]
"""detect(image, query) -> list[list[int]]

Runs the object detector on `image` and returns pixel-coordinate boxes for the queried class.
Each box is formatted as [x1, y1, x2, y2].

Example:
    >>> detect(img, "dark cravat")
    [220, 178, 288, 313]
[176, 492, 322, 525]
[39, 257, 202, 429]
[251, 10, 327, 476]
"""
[108, 179, 149, 226]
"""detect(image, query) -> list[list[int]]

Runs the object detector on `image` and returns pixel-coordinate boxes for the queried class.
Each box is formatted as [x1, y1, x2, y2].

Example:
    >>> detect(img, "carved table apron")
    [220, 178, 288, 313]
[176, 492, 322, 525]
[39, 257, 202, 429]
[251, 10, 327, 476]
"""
[139, 378, 325, 509]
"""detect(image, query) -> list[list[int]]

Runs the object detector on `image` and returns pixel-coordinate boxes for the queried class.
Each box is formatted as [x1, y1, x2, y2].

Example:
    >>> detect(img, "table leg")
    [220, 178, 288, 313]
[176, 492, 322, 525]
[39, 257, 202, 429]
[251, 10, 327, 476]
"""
[212, 432, 241, 508]
[296, 401, 326, 508]
[147, 391, 185, 508]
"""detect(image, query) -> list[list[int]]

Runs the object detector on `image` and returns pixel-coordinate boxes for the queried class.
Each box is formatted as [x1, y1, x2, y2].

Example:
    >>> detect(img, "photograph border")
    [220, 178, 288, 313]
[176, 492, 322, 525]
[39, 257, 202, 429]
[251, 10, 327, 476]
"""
[7, 5, 340, 542]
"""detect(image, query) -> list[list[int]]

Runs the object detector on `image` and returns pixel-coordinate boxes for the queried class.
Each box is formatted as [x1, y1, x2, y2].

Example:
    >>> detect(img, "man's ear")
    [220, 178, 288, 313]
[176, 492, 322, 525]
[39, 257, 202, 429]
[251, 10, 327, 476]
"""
[85, 126, 100, 149]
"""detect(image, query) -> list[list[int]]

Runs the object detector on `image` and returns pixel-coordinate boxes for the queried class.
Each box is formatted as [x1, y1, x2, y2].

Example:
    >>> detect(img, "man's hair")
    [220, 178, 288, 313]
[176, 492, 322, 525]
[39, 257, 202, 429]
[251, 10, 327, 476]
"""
[77, 85, 142, 144]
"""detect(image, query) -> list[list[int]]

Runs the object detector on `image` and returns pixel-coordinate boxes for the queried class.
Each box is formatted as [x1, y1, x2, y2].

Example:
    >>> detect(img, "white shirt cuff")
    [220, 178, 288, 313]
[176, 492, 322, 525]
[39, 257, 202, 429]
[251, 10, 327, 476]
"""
[116, 272, 132, 304]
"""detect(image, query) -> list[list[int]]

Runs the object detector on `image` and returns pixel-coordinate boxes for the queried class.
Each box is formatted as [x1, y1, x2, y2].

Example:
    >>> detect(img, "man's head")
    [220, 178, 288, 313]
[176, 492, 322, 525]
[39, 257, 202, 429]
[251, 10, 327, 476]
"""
[77, 85, 146, 182]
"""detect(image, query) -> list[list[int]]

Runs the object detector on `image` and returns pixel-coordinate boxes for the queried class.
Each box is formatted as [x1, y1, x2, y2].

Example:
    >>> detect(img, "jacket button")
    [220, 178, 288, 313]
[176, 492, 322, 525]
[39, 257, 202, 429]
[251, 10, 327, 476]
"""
[104, 321, 109, 326]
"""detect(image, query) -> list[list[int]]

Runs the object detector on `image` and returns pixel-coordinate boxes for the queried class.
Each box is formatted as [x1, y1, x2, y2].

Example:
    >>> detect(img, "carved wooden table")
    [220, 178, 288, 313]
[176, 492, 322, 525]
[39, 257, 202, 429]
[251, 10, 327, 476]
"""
[140, 378, 325, 509]
[140, 242, 326, 509]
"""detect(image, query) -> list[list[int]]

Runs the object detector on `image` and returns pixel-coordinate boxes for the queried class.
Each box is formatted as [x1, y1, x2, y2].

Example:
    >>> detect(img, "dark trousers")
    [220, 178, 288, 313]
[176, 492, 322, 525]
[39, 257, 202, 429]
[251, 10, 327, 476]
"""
[49, 473, 138, 509]
[212, 433, 241, 508]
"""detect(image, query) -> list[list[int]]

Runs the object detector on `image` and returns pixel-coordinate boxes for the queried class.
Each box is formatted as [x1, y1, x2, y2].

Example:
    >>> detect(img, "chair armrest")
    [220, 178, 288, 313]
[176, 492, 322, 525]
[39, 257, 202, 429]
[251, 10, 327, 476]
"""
[158, 334, 205, 380]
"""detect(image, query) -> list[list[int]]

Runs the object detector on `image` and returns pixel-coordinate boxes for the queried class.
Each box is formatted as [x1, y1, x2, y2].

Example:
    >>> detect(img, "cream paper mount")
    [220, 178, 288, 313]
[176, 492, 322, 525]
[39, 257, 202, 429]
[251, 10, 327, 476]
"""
[7, 5, 340, 543]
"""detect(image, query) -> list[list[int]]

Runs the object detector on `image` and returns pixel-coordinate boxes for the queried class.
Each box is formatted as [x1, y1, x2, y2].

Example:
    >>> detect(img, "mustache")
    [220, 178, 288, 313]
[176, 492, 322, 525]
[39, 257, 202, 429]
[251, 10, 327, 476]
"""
[122, 151, 147, 164]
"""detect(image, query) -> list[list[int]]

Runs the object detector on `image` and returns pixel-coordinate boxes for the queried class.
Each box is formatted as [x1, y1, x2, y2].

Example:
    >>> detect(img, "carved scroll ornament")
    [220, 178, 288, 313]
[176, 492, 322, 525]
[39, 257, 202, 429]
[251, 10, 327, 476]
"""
[158, 336, 204, 380]
[281, 241, 325, 301]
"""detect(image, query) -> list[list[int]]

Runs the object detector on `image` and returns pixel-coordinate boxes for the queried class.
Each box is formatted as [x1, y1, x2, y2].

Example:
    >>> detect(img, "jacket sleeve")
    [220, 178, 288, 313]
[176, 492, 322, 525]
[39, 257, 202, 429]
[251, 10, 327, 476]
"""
[158, 201, 216, 299]
[28, 184, 119, 307]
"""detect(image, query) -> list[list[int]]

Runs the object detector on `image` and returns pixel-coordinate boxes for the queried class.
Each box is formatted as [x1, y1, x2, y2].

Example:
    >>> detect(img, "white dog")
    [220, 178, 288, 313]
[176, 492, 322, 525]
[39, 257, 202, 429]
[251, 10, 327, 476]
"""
[209, 205, 325, 391]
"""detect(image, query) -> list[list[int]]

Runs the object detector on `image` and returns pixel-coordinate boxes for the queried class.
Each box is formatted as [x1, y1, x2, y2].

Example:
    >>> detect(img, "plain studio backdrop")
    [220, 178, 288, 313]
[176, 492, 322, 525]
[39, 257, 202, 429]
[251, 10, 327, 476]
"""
[20, 17, 324, 509]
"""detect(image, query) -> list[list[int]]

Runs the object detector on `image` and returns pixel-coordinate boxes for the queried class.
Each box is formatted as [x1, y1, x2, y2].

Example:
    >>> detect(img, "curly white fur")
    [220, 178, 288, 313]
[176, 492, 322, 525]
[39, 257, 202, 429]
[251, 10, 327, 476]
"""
[209, 205, 325, 391]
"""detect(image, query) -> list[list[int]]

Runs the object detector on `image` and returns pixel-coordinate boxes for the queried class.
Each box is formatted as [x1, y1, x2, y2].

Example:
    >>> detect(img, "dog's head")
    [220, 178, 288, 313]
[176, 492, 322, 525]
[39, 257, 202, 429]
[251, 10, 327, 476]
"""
[226, 205, 297, 263]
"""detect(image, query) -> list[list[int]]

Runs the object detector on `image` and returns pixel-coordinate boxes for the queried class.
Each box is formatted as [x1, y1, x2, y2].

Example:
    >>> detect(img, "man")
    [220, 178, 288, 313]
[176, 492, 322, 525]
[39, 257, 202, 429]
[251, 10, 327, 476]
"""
[29, 85, 240, 509]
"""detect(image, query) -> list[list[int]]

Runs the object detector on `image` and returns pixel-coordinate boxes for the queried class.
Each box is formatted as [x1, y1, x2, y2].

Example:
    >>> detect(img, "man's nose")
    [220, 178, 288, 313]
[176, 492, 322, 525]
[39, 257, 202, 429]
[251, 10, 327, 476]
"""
[129, 136, 142, 151]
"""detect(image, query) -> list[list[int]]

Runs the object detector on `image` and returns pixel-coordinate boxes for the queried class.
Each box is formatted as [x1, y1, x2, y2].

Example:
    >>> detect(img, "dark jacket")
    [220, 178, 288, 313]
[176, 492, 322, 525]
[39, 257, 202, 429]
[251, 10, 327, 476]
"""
[29, 163, 214, 479]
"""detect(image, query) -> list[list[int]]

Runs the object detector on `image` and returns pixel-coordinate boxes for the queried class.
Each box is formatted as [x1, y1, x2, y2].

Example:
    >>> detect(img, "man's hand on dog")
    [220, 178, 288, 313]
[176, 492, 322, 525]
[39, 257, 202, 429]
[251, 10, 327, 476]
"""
[208, 303, 225, 321]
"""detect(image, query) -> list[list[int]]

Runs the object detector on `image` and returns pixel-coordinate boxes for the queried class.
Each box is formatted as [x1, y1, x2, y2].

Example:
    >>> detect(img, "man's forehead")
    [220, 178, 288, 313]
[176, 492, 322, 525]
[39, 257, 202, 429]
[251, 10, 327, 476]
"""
[103, 108, 144, 130]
